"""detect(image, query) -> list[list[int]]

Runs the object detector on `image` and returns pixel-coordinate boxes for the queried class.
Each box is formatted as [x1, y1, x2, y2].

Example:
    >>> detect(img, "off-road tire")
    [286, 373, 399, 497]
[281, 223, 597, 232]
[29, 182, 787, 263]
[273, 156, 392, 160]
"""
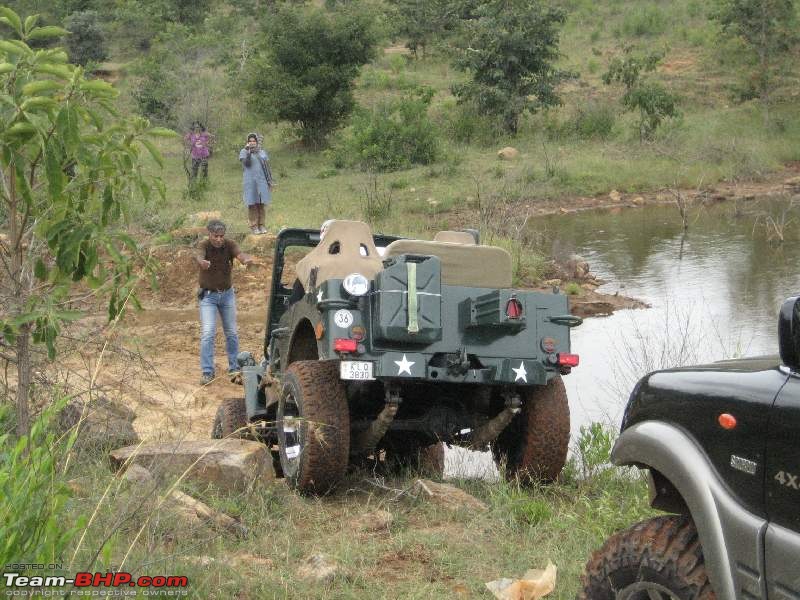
[277, 360, 350, 495]
[493, 376, 569, 482]
[211, 397, 248, 439]
[578, 515, 716, 600]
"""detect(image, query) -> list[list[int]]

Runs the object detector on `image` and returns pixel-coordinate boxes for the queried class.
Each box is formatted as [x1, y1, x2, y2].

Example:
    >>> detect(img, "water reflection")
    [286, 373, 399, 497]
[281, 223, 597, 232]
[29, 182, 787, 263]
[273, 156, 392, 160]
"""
[537, 199, 800, 437]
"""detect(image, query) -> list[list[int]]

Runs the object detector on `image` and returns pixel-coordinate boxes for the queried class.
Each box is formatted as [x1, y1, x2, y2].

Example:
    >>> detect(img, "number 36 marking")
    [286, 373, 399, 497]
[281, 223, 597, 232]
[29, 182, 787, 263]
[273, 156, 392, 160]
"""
[774, 470, 800, 490]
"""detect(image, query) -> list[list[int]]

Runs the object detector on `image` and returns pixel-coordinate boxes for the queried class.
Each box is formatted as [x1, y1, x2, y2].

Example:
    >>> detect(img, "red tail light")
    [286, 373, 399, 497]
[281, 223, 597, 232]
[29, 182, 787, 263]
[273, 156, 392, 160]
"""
[558, 353, 579, 367]
[506, 298, 523, 319]
[334, 338, 358, 353]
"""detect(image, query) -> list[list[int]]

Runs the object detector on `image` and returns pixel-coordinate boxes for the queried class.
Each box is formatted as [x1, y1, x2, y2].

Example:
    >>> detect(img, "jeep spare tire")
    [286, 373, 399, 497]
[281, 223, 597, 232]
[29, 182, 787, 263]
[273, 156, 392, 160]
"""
[494, 375, 569, 482]
[277, 360, 350, 495]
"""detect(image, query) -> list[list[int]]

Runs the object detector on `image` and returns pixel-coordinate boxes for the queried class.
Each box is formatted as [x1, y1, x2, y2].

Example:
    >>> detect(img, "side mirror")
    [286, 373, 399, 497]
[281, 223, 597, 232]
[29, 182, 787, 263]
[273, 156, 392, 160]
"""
[778, 296, 800, 370]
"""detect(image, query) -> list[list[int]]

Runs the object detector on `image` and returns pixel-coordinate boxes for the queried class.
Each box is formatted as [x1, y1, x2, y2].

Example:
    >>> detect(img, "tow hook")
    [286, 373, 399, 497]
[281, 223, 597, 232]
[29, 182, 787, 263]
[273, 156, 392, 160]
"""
[351, 385, 401, 455]
[468, 391, 521, 449]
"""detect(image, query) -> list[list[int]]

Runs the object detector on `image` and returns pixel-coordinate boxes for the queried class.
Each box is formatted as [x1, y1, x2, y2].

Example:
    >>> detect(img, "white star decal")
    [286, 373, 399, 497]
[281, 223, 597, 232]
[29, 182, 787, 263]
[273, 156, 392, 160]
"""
[512, 361, 527, 383]
[316, 289, 324, 302]
[394, 354, 415, 376]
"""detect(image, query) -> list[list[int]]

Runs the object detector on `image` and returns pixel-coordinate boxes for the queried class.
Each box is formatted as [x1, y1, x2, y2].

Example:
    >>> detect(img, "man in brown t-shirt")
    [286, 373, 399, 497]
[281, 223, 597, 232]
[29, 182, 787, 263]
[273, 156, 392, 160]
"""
[196, 220, 253, 385]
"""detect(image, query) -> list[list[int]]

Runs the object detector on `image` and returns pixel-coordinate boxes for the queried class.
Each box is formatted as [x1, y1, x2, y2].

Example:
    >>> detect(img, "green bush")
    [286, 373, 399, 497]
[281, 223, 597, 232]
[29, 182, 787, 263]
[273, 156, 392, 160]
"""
[0, 399, 84, 568]
[344, 88, 439, 172]
[570, 102, 616, 140]
[241, 4, 378, 147]
[621, 4, 668, 37]
[436, 99, 501, 146]
[64, 11, 108, 66]
[130, 47, 182, 126]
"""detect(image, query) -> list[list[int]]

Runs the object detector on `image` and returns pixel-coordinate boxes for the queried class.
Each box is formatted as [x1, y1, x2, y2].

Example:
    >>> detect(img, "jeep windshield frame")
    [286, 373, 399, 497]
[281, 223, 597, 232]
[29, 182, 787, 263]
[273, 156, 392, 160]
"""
[263, 227, 403, 358]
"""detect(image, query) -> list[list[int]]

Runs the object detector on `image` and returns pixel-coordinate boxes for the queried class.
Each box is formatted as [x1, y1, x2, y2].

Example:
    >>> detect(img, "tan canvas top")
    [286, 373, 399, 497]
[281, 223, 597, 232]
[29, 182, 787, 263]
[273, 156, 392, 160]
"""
[294, 220, 383, 288]
[384, 239, 513, 288]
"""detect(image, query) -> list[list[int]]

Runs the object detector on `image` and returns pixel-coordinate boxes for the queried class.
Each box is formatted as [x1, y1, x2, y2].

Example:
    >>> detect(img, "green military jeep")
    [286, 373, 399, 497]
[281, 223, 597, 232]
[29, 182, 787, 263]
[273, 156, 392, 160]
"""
[212, 220, 582, 494]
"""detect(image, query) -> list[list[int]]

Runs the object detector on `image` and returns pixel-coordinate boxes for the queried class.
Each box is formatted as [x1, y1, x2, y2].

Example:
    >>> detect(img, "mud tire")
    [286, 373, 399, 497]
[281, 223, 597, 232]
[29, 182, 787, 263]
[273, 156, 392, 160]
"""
[277, 360, 350, 495]
[578, 515, 716, 600]
[493, 376, 569, 482]
[211, 397, 247, 439]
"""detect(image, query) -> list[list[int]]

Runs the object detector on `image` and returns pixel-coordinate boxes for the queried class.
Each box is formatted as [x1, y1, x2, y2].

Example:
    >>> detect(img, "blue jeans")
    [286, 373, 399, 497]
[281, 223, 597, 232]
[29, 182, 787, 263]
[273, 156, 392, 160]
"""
[199, 288, 239, 375]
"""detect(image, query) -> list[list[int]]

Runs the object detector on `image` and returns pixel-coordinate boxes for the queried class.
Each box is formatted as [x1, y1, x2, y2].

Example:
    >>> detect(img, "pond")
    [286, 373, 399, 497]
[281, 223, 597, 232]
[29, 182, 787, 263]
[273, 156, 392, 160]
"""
[538, 197, 800, 438]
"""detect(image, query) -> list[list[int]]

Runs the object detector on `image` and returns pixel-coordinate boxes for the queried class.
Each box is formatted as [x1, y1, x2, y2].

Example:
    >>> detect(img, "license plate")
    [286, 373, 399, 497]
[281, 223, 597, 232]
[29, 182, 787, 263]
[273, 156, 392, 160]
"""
[340, 361, 374, 381]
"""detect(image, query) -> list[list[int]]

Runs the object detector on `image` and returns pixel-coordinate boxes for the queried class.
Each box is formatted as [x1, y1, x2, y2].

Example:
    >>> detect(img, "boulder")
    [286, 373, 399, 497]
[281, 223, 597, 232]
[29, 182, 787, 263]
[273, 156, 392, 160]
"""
[631, 196, 645, 206]
[413, 479, 488, 512]
[59, 396, 139, 450]
[566, 254, 590, 280]
[109, 439, 274, 491]
[609, 189, 622, 202]
[497, 147, 520, 160]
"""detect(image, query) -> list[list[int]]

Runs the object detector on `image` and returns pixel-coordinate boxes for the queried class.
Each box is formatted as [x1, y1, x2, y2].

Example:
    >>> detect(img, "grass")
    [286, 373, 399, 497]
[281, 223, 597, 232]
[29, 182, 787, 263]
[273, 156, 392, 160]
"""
[57, 430, 655, 599]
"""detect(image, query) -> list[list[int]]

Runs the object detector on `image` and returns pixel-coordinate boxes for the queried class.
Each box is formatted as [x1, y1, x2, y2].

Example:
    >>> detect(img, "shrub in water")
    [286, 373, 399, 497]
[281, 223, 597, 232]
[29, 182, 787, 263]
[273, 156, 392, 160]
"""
[346, 87, 439, 172]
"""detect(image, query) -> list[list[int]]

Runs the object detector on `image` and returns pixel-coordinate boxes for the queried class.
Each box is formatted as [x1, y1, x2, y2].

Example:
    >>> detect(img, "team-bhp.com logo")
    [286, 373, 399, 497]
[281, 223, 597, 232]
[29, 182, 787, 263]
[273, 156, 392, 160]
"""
[3, 571, 188, 596]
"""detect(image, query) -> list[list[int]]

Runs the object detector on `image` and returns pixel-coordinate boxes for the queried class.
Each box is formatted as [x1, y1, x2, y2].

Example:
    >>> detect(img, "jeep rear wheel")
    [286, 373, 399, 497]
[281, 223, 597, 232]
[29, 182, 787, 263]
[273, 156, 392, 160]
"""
[493, 376, 569, 482]
[277, 360, 350, 495]
[211, 397, 247, 439]
[579, 515, 715, 600]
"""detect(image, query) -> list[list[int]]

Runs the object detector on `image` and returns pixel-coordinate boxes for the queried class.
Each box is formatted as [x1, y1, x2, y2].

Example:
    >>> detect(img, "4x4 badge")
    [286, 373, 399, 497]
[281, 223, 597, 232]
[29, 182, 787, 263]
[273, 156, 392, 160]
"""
[730, 455, 758, 475]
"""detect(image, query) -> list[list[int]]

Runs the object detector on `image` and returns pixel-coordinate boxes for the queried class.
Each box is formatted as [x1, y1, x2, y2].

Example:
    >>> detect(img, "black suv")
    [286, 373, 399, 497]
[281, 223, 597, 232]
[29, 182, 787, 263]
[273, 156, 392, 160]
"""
[579, 296, 800, 600]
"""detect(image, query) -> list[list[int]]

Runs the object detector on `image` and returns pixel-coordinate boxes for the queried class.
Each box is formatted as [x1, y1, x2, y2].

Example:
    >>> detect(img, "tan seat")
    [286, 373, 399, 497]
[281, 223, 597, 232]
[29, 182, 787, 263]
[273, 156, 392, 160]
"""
[433, 230, 476, 245]
[295, 220, 383, 288]
[384, 239, 513, 288]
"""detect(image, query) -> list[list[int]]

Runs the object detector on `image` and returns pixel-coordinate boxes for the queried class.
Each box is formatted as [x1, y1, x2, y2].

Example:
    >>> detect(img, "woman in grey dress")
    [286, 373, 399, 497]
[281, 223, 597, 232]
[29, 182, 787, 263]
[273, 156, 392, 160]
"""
[239, 132, 274, 234]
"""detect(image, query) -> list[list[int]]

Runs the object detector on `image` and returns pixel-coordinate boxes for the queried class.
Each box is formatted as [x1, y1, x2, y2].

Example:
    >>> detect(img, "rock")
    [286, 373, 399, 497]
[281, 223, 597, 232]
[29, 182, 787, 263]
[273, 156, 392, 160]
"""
[566, 254, 590, 280]
[485, 561, 557, 600]
[109, 439, 274, 491]
[122, 464, 155, 485]
[191, 211, 221, 224]
[631, 196, 645, 206]
[413, 479, 488, 512]
[59, 396, 139, 450]
[609, 189, 622, 202]
[297, 554, 338, 584]
[350, 509, 394, 533]
[168, 489, 248, 538]
[497, 147, 520, 160]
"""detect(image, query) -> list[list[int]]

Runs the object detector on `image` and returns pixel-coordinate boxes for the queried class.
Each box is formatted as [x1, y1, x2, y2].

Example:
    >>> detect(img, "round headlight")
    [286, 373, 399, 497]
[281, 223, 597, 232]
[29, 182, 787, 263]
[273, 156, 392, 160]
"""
[342, 273, 370, 296]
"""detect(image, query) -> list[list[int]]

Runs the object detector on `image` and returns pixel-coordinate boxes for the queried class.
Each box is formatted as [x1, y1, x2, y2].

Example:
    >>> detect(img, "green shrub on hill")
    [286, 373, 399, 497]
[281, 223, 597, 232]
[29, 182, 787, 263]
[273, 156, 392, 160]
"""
[241, 3, 378, 147]
[341, 87, 440, 172]
[452, 0, 568, 135]
[64, 10, 107, 66]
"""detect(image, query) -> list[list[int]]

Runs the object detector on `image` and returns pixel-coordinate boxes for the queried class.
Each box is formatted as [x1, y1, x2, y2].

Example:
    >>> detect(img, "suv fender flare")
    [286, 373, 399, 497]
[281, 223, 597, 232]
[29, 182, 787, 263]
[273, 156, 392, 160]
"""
[613, 420, 767, 600]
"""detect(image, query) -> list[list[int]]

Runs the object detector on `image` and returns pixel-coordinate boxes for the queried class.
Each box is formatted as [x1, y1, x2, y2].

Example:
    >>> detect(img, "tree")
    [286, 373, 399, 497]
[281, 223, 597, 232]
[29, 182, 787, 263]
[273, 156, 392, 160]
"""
[64, 10, 107, 66]
[0, 7, 168, 436]
[451, 0, 567, 135]
[241, 4, 378, 147]
[712, 0, 798, 122]
[388, 0, 453, 58]
[603, 49, 679, 142]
